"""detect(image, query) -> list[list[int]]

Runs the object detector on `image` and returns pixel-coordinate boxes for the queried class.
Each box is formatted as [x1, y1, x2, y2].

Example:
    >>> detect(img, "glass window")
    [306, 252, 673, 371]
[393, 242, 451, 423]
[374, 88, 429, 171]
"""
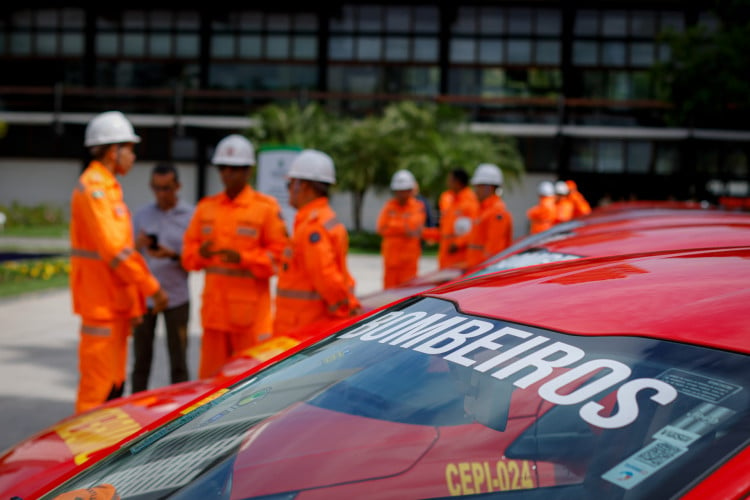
[267, 13, 291, 31]
[655, 144, 679, 175]
[536, 9, 561, 35]
[175, 34, 199, 58]
[295, 13, 318, 30]
[10, 32, 32, 55]
[481, 68, 506, 96]
[413, 6, 438, 33]
[478, 39, 503, 64]
[575, 10, 598, 35]
[62, 8, 85, 28]
[330, 5, 355, 31]
[357, 36, 381, 61]
[267, 35, 290, 60]
[658, 43, 671, 62]
[36, 9, 58, 28]
[96, 33, 118, 56]
[602, 10, 627, 36]
[631, 11, 656, 36]
[292, 36, 317, 60]
[239, 11, 263, 30]
[211, 34, 235, 58]
[601, 41, 626, 66]
[573, 41, 597, 65]
[413, 38, 438, 62]
[627, 141, 652, 173]
[12, 10, 33, 27]
[385, 37, 410, 62]
[660, 11, 685, 33]
[598, 140, 624, 173]
[571, 139, 596, 172]
[176, 11, 200, 30]
[359, 5, 382, 31]
[631, 42, 655, 66]
[123, 10, 146, 29]
[37, 33, 57, 55]
[329, 36, 354, 60]
[631, 71, 653, 99]
[62, 33, 84, 56]
[508, 8, 532, 35]
[479, 7, 504, 35]
[608, 71, 632, 99]
[385, 6, 410, 32]
[149, 10, 172, 29]
[535, 40, 560, 65]
[149, 34, 171, 57]
[507, 39, 532, 64]
[123, 34, 146, 57]
[239, 35, 262, 59]
[450, 39, 475, 63]
[454, 7, 477, 35]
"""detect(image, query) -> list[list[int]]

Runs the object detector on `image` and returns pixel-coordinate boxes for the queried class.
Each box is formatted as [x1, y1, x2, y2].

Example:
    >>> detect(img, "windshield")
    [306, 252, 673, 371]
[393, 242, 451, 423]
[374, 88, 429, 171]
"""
[466, 247, 582, 278]
[45, 297, 750, 499]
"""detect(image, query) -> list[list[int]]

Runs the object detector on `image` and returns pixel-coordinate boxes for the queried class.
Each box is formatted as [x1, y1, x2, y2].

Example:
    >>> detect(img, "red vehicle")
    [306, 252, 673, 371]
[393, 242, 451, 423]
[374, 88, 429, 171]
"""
[4, 245, 750, 499]
[358, 207, 750, 311]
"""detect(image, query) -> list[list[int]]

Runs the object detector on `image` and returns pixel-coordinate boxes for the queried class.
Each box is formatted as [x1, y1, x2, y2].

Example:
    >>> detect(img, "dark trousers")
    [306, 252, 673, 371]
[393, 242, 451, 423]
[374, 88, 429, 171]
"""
[131, 301, 190, 393]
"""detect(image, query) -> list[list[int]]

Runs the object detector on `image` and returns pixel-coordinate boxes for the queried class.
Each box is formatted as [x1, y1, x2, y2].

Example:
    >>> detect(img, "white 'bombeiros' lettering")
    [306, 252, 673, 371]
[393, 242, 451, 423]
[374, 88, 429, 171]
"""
[444, 327, 533, 367]
[413, 319, 495, 355]
[538, 359, 631, 405]
[342, 307, 679, 429]
[579, 378, 678, 429]
[492, 342, 586, 389]
[361, 312, 429, 340]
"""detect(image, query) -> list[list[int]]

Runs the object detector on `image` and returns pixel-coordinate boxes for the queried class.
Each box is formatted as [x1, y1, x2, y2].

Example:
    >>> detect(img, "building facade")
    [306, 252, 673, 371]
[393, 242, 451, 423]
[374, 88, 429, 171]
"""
[1, 2, 748, 220]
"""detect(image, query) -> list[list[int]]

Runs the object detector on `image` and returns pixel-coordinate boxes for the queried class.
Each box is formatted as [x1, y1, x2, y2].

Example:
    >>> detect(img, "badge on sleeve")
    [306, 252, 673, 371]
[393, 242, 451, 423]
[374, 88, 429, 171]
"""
[91, 190, 105, 199]
[309, 231, 321, 243]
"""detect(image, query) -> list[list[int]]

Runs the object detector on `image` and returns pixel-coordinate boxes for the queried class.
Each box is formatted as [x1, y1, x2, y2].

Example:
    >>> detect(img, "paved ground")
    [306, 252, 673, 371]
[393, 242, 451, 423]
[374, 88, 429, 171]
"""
[0, 237, 437, 453]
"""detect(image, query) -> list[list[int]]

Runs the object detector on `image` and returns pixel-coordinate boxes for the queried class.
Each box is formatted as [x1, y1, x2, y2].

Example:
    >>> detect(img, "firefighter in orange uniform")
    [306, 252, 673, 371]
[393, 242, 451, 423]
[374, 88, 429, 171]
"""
[70, 111, 168, 413]
[273, 149, 361, 336]
[466, 163, 513, 268]
[376, 170, 427, 288]
[567, 179, 592, 217]
[554, 180, 575, 223]
[527, 180, 558, 234]
[182, 134, 288, 378]
[435, 168, 480, 269]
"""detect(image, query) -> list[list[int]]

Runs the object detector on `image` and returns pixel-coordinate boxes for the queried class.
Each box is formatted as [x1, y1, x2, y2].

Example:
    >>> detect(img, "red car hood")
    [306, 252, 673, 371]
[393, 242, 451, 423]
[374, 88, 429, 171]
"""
[0, 379, 220, 499]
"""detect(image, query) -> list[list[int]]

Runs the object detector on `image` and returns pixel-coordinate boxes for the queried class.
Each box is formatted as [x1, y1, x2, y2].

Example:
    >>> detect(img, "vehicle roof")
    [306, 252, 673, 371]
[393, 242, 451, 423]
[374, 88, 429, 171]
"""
[538, 222, 750, 257]
[427, 246, 750, 354]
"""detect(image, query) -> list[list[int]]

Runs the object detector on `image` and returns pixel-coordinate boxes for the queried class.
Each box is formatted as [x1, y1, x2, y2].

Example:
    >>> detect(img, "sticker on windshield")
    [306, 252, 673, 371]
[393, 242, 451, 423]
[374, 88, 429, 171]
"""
[656, 369, 741, 404]
[602, 440, 688, 490]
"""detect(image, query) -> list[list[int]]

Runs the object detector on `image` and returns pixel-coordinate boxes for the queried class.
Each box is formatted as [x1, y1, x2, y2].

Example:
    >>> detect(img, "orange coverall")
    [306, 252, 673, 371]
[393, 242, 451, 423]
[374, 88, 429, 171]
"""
[556, 194, 575, 223]
[376, 196, 426, 288]
[466, 194, 513, 268]
[273, 197, 360, 336]
[70, 161, 160, 413]
[568, 182, 592, 217]
[437, 187, 479, 269]
[527, 195, 558, 234]
[182, 185, 288, 378]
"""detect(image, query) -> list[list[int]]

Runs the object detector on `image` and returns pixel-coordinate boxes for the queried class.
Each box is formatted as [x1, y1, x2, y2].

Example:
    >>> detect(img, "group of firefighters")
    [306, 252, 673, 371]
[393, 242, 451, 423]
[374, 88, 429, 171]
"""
[526, 179, 592, 235]
[68, 109, 590, 414]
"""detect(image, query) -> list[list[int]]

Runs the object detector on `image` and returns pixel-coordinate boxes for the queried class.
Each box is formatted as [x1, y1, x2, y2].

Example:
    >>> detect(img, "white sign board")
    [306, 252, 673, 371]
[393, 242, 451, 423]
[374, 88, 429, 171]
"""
[256, 146, 302, 234]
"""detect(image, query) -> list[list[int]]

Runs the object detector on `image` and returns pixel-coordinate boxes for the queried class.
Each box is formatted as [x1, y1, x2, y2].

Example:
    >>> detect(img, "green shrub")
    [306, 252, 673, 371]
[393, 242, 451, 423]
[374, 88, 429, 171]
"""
[348, 231, 382, 252]
[0, 201, 66, 227]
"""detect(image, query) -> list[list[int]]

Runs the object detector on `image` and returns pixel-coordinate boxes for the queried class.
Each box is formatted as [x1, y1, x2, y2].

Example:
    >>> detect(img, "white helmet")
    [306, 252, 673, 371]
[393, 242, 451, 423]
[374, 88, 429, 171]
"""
[554, 180, 570, 196]
[84, 111, 141, 147]
[538, 180, 555, 197]
[212, 134, 256, 166]
[390, 169, 416, 191]
[470, 163, 503, 186]
[287, 149, 336, 184]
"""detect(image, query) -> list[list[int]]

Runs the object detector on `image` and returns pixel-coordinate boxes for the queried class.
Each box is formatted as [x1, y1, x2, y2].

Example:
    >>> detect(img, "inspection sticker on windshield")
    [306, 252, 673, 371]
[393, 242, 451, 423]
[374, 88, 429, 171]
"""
[657, 369, 741, 403]
[602, 439, 688, 490]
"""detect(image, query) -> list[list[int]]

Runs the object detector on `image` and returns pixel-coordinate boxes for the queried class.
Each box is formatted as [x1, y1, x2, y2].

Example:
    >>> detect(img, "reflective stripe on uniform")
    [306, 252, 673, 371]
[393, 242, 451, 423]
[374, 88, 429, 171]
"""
[468, 244, 485, 251]
[110, 248, 133, 268]
[277, 288, 323, 301]
[71, 248, 101, 259]
[205, 266, 255, 278]
[81, 324, 111, 336]
[323, 217, 341, 231]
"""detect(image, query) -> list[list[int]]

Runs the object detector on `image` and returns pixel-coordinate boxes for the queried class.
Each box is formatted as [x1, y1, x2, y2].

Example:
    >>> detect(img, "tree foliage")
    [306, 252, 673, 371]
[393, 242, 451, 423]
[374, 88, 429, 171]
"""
[245, 101, 525, 230]
[653, 0, 750, 128]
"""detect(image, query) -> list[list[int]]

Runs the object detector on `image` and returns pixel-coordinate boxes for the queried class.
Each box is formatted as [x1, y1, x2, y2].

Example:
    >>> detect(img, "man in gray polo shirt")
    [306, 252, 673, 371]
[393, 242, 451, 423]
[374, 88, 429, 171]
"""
[131, 163, 195, 393]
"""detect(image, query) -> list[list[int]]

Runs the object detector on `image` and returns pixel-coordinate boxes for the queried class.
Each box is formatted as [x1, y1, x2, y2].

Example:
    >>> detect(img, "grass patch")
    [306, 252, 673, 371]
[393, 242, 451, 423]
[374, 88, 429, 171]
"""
[0, 274, 69, 298]
[1, 225, 69, 238]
